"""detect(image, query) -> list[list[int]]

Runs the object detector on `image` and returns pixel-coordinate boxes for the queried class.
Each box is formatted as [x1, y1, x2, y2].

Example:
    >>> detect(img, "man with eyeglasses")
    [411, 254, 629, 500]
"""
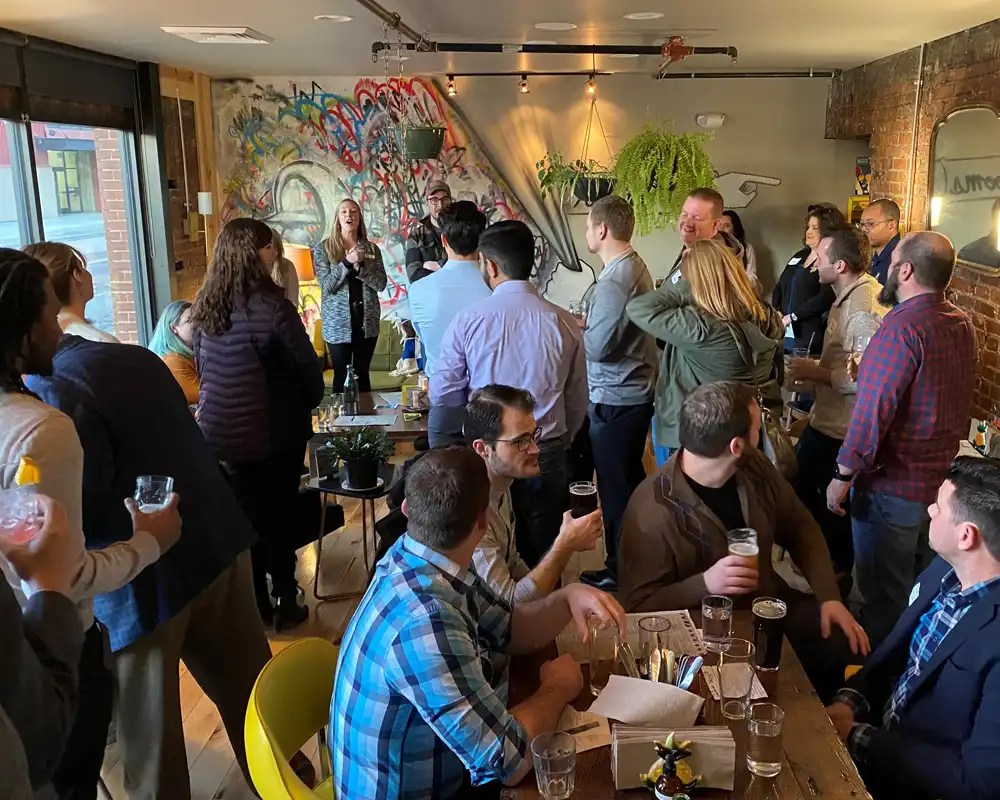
[465, 385, 603, 608]
[859, 199, 901, 284]
[405, 179, 453, 285]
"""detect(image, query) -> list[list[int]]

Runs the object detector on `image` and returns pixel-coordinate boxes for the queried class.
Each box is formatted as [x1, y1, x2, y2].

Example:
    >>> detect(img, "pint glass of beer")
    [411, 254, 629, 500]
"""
[752, 597, 788, 672]
[727, 528, 759, 567]
[569, 481, 598, 518]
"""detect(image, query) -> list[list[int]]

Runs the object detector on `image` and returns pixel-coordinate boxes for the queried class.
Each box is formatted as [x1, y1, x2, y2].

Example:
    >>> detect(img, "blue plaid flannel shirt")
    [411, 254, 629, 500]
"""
[330, 534, 529, 799]
[839, 569, 1000, 762]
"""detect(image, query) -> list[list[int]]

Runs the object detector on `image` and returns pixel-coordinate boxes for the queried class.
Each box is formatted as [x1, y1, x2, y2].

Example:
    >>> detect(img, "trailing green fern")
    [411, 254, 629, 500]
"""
[611, 126, 716, 235]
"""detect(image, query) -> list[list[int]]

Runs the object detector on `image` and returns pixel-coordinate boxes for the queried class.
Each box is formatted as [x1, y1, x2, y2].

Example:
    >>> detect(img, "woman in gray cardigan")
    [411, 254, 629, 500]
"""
[312, 198, 388, 391]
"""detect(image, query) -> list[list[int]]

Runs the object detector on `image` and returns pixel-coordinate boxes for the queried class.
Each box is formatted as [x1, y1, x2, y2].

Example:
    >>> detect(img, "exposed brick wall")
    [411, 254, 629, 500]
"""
[92, 128, 138, 344]
[826, 17, 1000, 419]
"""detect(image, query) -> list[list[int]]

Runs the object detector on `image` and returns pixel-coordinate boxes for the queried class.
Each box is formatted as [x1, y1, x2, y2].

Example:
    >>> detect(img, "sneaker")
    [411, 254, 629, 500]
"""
[580, 568, 618, 592]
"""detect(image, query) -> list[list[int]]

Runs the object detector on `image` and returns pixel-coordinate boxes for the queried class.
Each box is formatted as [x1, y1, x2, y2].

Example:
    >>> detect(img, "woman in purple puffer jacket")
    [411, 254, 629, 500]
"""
[190, 218, 325, 630]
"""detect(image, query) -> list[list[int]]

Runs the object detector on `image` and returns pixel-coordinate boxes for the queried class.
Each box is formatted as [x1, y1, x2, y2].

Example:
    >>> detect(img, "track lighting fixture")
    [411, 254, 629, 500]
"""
[518, 74, 530, 94]
[446, 75, 457, 96]
[585, 74, 597, 95]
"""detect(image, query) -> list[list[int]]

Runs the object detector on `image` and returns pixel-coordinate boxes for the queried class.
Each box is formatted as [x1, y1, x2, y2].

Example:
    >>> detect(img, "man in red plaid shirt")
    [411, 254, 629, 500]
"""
[827, 231, 976, 648]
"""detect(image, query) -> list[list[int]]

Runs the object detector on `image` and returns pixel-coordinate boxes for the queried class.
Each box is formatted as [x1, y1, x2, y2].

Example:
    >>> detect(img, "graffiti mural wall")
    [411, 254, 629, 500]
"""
[213, 76, 552, 326]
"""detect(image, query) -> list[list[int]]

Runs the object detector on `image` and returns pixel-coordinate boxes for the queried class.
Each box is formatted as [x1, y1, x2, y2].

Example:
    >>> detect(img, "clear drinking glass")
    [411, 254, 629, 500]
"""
[329, 393, 344, 420]
[790, 346, 810, 388]
[701, 595, 733, 652]
[588, 616, 618, 697]
[727, 528, 760, 569]
[134, 475, 174, 512]
[568, 300, 587, 320]
[638, 616, 671, 664]
[720, 638, 757, 720]
[746, 702, 785, 777]
[531, 731, 576, 799]
[0, 465, 42, 545]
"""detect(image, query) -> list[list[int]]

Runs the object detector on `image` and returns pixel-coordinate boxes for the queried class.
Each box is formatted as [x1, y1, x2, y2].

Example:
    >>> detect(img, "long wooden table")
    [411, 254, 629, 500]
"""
[312, 391, 428, 443]
[506, 613, 868, 800]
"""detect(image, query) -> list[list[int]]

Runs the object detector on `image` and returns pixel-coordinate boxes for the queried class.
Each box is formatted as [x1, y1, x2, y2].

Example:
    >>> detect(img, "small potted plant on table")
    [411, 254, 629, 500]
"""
[326, 427, 395, 490]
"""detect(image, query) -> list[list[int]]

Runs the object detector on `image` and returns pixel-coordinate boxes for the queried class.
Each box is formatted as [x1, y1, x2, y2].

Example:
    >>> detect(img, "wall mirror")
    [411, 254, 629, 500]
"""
[929, 105, 1000, 272]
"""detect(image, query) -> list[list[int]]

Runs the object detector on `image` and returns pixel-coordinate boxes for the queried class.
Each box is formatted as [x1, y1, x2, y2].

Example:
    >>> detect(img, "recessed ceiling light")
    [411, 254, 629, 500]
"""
[525, 39, 558, 45]
[314, 14, 353, 22]
[610, 53, 641, 58]
[624, 11, 665, 20]
[534, 22, 577, 31]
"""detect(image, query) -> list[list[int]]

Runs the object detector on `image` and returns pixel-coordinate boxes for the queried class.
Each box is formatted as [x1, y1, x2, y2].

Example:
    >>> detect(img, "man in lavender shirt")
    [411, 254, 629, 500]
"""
[429, 220, 588, 566]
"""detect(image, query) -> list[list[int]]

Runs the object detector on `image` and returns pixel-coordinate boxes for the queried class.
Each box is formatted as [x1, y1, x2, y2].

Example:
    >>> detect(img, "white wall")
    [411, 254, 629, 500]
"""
[453, 74, 866, 307]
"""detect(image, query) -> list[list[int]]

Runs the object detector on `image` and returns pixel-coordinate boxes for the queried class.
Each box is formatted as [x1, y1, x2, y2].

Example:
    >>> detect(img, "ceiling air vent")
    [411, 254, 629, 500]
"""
[160, 27, 273, 44]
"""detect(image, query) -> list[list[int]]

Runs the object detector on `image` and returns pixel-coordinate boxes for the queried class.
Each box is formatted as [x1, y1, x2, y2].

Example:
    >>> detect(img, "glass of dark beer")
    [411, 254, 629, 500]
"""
[569, 481, 598, 518]
[752, 597, 788, 672]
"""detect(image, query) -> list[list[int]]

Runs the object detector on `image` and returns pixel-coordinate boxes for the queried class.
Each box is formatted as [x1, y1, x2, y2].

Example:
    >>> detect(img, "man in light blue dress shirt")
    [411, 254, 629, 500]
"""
[408, 201, 491, 376]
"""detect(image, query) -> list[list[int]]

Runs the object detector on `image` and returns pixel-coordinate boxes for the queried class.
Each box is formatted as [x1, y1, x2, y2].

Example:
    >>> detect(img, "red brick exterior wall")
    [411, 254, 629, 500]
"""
[92, 128, 139, 343]
[826, 17, 1000, 419]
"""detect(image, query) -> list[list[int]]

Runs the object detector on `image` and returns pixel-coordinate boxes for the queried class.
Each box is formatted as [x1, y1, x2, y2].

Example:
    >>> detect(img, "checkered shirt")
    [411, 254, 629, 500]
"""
[330, 534, 529, 799]
[404, 216, 447, 284]
[837, 292, 975, 503]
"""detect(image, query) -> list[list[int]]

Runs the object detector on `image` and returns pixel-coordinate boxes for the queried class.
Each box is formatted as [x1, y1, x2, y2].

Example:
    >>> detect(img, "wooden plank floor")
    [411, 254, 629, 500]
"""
[98, 454, 605, 799]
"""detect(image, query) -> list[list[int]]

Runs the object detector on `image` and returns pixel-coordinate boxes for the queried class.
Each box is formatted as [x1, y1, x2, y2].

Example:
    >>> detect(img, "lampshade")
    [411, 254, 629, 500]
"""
[286, 244, 315, 282]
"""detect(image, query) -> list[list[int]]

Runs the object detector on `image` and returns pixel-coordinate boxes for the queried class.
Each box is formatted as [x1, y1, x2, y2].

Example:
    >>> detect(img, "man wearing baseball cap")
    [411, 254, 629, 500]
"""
[405, 180, 453, 285]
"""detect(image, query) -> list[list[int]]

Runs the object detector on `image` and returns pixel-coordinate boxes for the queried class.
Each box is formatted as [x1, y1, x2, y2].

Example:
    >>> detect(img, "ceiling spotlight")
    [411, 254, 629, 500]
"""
[585, 74, 597, 95]
[446, 75, 457, 97]
[313, 14, 353, 22]
[534, 22, 577, 31]
[518, 74, 530, 94]
[624, 11, 665, 20]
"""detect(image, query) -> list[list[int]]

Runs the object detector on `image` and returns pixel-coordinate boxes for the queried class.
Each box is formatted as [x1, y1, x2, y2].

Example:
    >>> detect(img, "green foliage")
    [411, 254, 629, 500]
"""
[324, 427, 395, 463]
[536, 152, 612, 205]
[610, 125, 716, 235]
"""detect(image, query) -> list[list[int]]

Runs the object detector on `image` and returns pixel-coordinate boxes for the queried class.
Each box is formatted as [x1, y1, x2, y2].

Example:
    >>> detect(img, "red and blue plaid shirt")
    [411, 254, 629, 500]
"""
[838, 292, 975, 503]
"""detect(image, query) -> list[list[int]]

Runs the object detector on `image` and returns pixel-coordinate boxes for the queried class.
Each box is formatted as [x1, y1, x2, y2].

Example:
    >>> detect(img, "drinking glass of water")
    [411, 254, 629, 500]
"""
[531, 731, 576, 799]
[701, 595, 733, 652]
[134, 476, 174, 512]
[746, 702, 785, 777]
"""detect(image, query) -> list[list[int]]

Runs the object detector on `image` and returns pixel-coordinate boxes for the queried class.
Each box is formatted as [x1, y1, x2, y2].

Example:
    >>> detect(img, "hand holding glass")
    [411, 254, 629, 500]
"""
[0, 468, 42, 545]
[134, 476, 174, 512]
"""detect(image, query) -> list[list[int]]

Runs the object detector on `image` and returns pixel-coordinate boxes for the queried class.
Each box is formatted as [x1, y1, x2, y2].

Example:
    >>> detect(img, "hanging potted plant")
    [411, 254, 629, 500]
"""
[611, 125, 716, 235]
[537, 153, 615, 207]
[325, 427, 396, 490]
[404, 126, 447, 160]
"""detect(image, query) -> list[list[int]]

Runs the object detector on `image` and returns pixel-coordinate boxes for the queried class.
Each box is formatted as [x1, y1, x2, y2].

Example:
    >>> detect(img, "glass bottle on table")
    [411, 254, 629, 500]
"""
[343, 359, 360, 416]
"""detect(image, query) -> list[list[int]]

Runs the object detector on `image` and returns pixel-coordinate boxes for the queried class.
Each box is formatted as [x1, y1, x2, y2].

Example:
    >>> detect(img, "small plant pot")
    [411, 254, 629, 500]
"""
[343, 458, 380, 490]
[403, 127, 446, 160]
[573, 176, 615, 205]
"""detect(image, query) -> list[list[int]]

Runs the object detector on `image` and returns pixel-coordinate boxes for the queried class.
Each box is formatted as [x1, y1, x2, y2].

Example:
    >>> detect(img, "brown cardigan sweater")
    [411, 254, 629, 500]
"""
[619, 449, 841, 612]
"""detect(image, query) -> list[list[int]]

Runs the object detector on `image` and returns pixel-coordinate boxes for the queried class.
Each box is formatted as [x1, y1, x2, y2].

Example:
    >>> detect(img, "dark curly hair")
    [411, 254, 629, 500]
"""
[0, 248, 50, 394]
[189, 218, 274, 336]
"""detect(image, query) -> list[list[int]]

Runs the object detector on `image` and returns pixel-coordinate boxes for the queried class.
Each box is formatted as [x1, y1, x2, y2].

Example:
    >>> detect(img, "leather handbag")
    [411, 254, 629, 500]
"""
[759, 402, 798, 481]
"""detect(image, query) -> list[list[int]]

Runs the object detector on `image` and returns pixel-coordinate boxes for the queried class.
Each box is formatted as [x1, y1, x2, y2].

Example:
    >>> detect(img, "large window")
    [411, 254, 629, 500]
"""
[0, 119, 146, 343]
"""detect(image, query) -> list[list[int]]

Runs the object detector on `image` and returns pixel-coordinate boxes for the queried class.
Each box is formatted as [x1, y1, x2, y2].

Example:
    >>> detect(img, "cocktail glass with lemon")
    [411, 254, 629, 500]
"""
[0, 457, 43, 544]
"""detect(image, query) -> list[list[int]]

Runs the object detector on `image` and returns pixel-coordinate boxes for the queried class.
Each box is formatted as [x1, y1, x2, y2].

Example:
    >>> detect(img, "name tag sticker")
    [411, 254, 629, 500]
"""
[671, 272, 682, 285]
[908, 582, 921, 606]
[788, 257, 802, 266]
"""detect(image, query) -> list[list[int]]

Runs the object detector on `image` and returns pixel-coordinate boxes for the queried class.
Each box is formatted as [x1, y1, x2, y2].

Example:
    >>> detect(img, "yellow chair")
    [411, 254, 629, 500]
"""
[245, 638, 340, 799]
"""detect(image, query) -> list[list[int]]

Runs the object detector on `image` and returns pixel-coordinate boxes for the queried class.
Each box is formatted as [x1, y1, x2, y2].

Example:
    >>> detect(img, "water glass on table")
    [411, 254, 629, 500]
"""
[746, 702, 784, 777]
[719, 638, 756, 720]
[638, 615, 671, 679]
[134, 475, 174, 512]
[0, 466, 42, 545]
[701, 595, 733, 653]
[531, 731, 576, 799]
[588, 616, 618, 697]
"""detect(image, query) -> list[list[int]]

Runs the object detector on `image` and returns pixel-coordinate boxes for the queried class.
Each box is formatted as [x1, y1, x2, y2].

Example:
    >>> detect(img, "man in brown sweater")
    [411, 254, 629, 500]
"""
[619, 381, 868, 699]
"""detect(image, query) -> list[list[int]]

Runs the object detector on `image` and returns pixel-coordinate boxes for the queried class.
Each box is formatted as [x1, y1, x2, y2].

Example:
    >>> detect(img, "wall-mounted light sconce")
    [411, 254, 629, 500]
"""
[518, 74, 530, 94]
[695, 112, 727, 129]
[930, 196, 944, 227]
[445, 75, 457, 96]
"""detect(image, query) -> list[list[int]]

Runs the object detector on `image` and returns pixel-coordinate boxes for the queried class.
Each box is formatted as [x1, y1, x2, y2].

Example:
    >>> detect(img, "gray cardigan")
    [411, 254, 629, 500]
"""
[312, 242, 388, 344]
[584, 249, 658, 406]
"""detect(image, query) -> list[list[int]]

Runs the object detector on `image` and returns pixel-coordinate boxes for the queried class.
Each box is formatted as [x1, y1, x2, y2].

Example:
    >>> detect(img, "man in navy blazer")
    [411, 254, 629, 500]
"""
[826, 455, 1000, 800]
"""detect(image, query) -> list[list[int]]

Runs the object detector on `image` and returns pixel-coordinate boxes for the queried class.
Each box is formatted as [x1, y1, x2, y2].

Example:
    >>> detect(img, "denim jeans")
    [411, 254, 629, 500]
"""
[509, 438, 569, 568]
[794, 425, 853, 577]
[851, 488, 932, 649]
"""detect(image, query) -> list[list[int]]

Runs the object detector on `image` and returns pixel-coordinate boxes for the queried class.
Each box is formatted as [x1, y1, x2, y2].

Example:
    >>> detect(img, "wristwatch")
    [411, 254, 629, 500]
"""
[833, 468, 853, 482]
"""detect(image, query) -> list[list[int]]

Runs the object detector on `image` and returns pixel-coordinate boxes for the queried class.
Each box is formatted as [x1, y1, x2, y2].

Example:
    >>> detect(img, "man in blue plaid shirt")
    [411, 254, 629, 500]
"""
[825, 457, 1000, 800]
[330, 446, 625, 799]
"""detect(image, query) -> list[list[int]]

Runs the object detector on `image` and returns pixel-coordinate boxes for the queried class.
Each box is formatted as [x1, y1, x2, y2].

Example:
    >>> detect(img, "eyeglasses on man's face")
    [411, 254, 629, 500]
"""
[493, 428, 542, 452]
[857, 219, 890, 231]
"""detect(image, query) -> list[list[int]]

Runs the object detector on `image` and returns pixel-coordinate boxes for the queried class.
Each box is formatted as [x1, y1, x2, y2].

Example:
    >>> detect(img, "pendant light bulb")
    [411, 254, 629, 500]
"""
[585, 74, 597, 96]
[518, 74, 530, 94]
[446, 75, 457, 97]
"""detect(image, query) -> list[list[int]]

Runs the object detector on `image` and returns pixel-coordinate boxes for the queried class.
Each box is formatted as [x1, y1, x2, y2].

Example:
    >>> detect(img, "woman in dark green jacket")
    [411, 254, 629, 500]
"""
[628, 238, 784, 464]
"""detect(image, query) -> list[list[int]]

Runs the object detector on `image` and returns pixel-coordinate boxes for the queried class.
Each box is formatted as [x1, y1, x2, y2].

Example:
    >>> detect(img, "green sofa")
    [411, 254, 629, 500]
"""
[312, 318, 412, 391]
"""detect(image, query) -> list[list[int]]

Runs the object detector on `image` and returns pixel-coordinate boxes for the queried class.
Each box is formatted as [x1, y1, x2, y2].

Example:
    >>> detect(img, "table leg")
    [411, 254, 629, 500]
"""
[361, 499, 371, 574]
[312, 492, 365, 603]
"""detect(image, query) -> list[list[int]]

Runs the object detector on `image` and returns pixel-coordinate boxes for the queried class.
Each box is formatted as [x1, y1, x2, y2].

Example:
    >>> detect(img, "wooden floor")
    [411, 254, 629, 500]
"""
[98, 453, 605, 799]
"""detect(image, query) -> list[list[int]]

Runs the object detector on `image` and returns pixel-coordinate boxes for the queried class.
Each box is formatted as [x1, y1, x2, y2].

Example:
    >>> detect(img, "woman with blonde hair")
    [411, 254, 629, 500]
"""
[261, 226, 300, 306]
[627, 238, 784, 464]
[312, 198, 388, 391]
[22, 241, 120, 343]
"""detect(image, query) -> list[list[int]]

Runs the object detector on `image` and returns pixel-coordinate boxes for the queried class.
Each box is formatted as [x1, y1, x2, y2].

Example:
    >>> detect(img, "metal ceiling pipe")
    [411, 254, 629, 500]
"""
[352, 0, 433, 51]
[372, 40, 738, 60]
[655, 70, 838, 79]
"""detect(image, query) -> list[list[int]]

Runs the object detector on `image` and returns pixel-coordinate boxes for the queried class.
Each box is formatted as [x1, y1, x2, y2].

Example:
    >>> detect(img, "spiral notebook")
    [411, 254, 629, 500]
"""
[556, 609, 705, 662]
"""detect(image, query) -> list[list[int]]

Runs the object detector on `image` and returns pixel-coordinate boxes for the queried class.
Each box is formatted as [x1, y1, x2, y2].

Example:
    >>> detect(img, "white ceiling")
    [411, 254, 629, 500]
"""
[2, 0, 998, 77]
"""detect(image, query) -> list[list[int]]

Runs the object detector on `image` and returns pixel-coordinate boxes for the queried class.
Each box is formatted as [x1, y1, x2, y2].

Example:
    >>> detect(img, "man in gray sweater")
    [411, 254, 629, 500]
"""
[578, 196, 658, 592]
